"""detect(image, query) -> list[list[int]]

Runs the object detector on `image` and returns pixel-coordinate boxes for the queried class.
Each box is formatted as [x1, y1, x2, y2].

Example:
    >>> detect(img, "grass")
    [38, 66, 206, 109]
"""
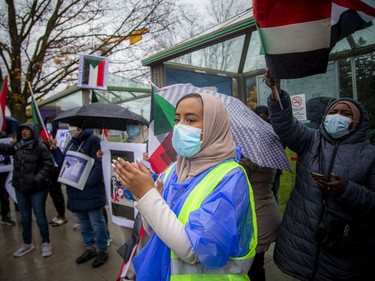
[278, 148, 297, 213]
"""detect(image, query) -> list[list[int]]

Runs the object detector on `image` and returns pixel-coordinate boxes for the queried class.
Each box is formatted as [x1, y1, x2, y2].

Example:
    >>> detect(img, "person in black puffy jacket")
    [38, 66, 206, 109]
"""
[0, 122, 54, 258]
[265, 70, 375, 281]
[49, 125, 109, 268]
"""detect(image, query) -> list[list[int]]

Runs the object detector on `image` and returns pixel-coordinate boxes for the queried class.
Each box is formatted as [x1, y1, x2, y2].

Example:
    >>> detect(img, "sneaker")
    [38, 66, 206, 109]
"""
[41, 242, 53, 257]
[72, 223, 81, 230]
[91, 251, 108, 268]
[76, 248, 97, 264]
[50, 217, 68, 227]
[1, 216, 15, 226]
[14, 244, 35, 257]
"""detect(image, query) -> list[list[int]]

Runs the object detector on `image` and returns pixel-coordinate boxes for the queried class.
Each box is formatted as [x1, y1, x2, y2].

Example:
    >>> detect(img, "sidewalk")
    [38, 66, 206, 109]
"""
[0, 193, 293, 281]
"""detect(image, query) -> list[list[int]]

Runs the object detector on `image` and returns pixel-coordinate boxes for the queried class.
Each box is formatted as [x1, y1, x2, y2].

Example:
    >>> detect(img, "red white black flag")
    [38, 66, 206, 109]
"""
[253, 0, 375, 79]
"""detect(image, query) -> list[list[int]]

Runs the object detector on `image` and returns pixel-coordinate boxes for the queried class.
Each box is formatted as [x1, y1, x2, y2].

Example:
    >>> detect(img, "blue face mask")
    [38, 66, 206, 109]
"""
[46, 123, 53, 132]
[172, 124, 202, 158]
[127, 124, 140, 138]
[324, 114, 352, 139]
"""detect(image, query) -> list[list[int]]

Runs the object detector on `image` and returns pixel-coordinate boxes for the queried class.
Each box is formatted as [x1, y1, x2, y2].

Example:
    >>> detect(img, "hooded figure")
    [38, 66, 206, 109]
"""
[2, 122, 54, 194]
[0, 122, 54, 258]
[267, 84, 375, 280]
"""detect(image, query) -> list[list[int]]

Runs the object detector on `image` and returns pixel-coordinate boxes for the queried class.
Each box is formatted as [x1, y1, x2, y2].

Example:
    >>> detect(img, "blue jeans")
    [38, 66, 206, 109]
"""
[15, 189, 49, 244]
[76, 207, 108, 252]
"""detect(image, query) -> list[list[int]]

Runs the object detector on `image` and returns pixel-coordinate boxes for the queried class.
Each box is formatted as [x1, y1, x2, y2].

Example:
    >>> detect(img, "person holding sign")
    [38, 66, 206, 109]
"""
[0, 123, 54, 258]
[49, 125, 109, 268]
[265, 70, 375, 280]
[113, 93, 257, 280]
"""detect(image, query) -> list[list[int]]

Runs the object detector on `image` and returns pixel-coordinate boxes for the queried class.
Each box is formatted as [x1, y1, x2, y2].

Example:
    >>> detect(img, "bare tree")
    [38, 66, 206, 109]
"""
[200, 0, 249, 71]
[0, 0, 177, 121]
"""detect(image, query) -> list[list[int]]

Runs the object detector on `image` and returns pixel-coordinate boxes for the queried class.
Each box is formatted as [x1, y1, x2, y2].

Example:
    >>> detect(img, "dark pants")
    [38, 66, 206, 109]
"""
[248, 252, 266, 281]
[0, 172, 11, 218]
[49, 167, 65, 217]
[15, 189, 50, 244]
[76, 207, 108, 252]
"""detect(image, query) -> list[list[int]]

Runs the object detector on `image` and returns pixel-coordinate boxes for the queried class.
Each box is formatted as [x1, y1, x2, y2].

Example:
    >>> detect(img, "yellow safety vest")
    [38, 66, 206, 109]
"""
[163, 160, 257, 281]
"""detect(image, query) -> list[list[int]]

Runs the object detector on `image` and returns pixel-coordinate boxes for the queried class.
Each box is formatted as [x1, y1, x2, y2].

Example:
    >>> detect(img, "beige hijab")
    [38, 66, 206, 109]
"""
[176, 93, 236, 182]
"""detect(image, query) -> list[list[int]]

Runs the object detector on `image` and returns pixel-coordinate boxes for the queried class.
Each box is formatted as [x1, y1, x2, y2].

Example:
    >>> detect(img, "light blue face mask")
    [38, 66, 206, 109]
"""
[127, 124, 140, 138]
[46, 123, 53, 132]
[324, 114, 352, 139]
[172, 124, 202, 158]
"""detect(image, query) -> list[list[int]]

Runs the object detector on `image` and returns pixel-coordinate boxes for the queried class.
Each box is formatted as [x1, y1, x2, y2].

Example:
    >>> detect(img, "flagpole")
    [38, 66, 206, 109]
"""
[148, 80, 159, 90]
[28, 82, 49, 138]
[272, 85, 284, 110]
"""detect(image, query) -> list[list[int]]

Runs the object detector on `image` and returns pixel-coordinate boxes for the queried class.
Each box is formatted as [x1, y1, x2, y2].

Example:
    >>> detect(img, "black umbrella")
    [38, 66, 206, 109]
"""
[53, 103, 148, 131]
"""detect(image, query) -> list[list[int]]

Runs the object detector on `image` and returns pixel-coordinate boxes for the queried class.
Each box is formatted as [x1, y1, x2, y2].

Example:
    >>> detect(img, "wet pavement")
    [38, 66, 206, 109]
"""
[0, 189, 294, 281]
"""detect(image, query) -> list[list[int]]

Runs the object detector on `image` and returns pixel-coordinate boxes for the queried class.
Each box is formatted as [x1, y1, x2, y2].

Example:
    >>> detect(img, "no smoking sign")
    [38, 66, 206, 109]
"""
[290, 94, 307, 121]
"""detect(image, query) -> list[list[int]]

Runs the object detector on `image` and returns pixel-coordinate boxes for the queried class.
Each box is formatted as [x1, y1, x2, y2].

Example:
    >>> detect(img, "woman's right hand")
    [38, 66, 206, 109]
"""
[264, 69, 281, 100]
[113, 158, 155, 200]
[48, 138, 57, 149]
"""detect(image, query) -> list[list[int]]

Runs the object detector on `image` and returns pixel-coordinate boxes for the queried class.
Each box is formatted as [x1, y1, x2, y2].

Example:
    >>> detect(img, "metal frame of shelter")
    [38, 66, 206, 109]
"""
[38, 74, 152, 123]
[142, 8, 375, 127]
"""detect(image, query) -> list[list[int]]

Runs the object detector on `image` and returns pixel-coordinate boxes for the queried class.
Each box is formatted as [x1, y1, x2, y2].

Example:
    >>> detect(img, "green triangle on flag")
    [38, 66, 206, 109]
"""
[154, 93, 175, 135]
[85, 56, 104, 68]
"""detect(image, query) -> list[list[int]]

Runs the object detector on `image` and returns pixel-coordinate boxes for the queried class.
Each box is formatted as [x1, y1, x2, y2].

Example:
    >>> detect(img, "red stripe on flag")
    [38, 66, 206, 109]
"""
[0, 76, 8, 131]
[149, 132, 176, 174]
[253, 0, 331, 28]
[97, 60, 105, 87]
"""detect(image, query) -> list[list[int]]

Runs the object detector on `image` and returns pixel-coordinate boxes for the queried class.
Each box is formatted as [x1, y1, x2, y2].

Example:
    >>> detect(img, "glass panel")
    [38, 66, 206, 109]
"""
[244, 30, 266, 73]
[166, 68, 233, 96]
[119, 97, 151, 122]
[107, 75, 149, 89]
[338, 58, 353, 98]
[245, 76, 258, 109]
[175, 9, 253, 45]
[331, 19, 375, 53]
[256, 63, 337, 126]
[46, 91, 83, 112]
[356, 52, 375, 130]
[169, 35, 245, 72]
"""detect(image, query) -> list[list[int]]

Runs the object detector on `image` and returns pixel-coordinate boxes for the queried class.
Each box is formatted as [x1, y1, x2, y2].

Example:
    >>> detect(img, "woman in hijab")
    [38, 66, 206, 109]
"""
[113, 93, 257, 280]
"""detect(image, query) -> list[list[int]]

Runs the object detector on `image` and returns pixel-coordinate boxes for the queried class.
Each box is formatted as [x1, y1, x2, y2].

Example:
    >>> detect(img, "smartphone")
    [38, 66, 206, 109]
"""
[311, 172, 327, 181]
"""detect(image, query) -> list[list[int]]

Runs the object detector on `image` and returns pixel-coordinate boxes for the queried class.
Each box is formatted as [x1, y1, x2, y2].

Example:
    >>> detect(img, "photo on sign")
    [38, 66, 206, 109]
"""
[100, 141, 146, 228]
[109, 149, 135, 221]
[0, 138, 13, 173]
[57, 151, 94, 190]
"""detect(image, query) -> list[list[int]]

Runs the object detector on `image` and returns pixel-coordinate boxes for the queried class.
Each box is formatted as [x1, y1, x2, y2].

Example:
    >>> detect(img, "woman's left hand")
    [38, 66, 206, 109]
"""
[113, 158, 155, 200]
[315, 172, 347, 196]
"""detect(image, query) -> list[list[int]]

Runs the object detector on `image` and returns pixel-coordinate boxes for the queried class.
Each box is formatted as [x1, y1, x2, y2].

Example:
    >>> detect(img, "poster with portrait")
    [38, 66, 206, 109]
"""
[5, 171, 16, 203]
[0, 138, 13, 173]
[57, 151, 94, 190]
[101, 141, 147, 228]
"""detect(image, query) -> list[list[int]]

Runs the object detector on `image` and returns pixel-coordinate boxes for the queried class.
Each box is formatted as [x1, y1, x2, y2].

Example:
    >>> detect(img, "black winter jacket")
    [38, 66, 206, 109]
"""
[52, 130, 105, 212]
[0, 122, 54, 194]
[268, 93, 375, 281]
